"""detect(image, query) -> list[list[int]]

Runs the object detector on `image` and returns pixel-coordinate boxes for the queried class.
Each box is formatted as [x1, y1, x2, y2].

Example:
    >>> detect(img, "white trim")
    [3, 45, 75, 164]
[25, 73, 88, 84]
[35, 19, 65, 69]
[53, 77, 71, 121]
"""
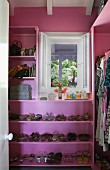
[86, 0, 94, 15]
[47, 0, 52, 15]
[39, 32, 90, 97]
[8, 0, 15, 16]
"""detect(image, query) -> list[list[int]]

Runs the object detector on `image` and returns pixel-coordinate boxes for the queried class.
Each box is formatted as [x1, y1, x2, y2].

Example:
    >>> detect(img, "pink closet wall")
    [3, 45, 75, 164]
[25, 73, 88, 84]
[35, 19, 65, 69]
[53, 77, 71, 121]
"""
[95, 34, 110, 57]
[10, 7, 97, 32]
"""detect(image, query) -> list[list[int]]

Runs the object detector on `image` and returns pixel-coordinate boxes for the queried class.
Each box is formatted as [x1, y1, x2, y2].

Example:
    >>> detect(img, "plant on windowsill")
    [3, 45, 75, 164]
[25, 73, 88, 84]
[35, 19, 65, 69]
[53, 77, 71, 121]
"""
[52, 81, 68, 99]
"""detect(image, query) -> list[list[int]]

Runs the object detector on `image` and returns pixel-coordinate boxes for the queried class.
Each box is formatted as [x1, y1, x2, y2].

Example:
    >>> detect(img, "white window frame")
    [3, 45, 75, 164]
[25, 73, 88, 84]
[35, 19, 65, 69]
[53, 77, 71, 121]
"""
[39, 32, 90, 97]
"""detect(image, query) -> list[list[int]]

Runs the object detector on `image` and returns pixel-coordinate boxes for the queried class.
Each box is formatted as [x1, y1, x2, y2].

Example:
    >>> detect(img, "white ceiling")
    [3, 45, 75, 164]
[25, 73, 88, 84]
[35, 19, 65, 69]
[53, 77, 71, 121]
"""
[8, 0, 100, 16]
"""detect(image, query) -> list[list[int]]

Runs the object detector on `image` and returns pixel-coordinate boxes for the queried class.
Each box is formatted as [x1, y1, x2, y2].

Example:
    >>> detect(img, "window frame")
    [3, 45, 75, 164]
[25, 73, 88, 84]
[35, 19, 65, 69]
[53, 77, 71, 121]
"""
[39, 32, 90, 97]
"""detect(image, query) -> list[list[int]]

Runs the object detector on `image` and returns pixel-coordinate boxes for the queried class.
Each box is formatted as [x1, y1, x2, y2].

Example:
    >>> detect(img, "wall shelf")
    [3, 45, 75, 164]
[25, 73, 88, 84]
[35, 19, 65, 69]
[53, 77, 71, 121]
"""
[9, 99, 93, 102]
[9, 56, 36, 61]
[10, 162, 93, 167]
[9, 120, 93, 124]
[9, 25, 94, 168]
[10, 141, 93, 145]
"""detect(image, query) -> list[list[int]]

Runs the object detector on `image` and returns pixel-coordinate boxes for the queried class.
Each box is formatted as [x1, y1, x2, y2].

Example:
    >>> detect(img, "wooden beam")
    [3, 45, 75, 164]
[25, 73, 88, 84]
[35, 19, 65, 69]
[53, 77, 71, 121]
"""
[47, 0, 52, 15]
[86, 0, 94, 15]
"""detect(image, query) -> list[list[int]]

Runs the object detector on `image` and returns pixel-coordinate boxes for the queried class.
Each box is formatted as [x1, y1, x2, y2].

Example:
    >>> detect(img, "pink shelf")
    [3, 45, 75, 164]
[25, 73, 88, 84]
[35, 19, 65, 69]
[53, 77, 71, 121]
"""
[9, 77, 36, 80]
[9, 99, 93, 103]
[9, 99, 36, 102]
[9, 140, 93, 145]
[9, 26, 38, 35]
[9, 56, 36, 61]
[38, 99, 93, 102]
[10, 160, 93, 167]
[22, 77, 36, 80]
[9, 120, 93, 124]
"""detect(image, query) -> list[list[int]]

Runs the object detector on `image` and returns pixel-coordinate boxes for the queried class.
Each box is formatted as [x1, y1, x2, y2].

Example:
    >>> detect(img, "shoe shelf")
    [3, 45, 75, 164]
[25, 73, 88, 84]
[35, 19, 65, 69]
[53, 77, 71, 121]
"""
[9, 147, 92, 167]
[10, 160, 93, 167]
[9, 120, 93, 124]
[9, 99, 93, 102]
[9, 140, 93, 145]
[9, 26, 94, 168]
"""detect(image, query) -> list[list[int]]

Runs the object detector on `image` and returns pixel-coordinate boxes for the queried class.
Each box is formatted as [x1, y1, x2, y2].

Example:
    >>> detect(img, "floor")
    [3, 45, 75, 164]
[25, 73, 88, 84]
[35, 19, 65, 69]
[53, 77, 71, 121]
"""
[9, 167, 92, 170]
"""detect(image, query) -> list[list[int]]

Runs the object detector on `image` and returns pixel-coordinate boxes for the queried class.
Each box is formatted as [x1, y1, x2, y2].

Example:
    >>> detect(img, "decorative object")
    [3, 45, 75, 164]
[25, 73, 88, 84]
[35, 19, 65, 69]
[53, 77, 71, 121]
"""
[48, 92, 56, 100]
[66, 91, 72, 99]
[72, 93, 76, 99]
[40, 97, 47, 100]
[81, 90, 87, 99]
[53, 82, 68, 99]
[75, 91, 81, 99]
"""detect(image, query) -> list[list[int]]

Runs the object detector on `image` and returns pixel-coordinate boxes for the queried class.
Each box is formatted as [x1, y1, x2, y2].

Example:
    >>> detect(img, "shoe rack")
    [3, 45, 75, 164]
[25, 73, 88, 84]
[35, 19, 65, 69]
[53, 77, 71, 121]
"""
[9, 26, 94, 168]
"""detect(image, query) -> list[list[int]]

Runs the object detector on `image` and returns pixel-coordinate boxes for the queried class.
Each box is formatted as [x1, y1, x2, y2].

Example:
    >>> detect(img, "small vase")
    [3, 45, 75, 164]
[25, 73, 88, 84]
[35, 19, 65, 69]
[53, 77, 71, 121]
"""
[58, 87, 62, 99]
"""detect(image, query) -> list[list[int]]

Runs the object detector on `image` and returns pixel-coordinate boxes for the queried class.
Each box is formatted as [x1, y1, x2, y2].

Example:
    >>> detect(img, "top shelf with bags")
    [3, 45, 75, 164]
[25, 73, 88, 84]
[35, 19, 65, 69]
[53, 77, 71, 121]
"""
[9, 26, 39, 58]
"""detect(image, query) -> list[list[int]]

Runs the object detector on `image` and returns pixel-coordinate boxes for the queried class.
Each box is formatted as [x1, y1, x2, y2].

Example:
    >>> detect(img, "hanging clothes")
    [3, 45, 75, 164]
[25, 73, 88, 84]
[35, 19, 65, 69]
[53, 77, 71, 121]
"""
[95, 55, 110, 151]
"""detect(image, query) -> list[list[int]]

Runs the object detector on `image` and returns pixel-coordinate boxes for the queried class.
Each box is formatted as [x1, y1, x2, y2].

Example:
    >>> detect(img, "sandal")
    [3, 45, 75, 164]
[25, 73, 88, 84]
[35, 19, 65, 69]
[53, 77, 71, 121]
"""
[75, 115, 82, 121]
[58, 134, 67, 142]
[82, 113, 90, 121]
[67, 132, 77, 141]
[34, 114, 42, 121]
[31, 132, 40, 142]
[28, 154, 35, 162]
[68, 115, 76, 121]
[19, 114, 28, 121]
[36, 153, 41, 163]
[42, 113, 55, 121]
[52, 131, 59, 142]
[55, 114, 67, 121]
[54, 152, 62, 163]
[42, 152, 48, 163]
[47, 152, 55, 164]
[63, 153, 75, 162]
[78, 134, 90, 141]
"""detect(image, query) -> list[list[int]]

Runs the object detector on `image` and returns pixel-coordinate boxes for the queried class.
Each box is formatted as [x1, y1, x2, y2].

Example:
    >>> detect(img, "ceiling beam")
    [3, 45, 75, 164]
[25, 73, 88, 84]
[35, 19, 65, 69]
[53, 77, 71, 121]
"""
[86, 0, 94, 15]
[47, 0, 52, 15]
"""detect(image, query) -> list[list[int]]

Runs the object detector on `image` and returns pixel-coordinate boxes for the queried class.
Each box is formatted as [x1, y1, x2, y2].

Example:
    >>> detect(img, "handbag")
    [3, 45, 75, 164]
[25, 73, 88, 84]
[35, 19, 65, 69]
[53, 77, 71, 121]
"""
[9, 40, 22, 56]
[9, 64, 29, 78]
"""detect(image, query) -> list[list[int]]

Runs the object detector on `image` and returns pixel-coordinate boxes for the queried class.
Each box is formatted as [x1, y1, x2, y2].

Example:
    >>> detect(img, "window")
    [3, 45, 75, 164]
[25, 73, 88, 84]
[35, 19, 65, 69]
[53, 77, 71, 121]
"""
[51, 44, 77, 88]
[39, 32, 90, 97]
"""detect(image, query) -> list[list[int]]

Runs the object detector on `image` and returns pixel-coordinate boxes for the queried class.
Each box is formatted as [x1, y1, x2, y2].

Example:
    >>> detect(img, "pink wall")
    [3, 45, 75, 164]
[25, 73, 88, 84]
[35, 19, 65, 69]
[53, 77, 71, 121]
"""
[95, 33, 110, 57]
[10, 7, 97, 32]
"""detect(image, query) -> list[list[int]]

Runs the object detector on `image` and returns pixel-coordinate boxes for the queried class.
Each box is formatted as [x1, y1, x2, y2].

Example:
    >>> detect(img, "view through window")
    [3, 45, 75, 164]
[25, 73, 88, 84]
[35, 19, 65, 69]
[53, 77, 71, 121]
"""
[51, 44, 77, 87]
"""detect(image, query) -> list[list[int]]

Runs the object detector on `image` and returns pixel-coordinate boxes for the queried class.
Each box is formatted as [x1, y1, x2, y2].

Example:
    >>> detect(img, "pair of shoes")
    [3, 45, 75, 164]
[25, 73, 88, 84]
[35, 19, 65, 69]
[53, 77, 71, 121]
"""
[67, 133, 77, 141]
[63, 153, 75, 162]
[42, 113, 55, 121]
[9, 154, 35, 163]
[55, 114, 67, 121]
[40, 133, 53, 142]
[68, 113, 90, 121]
[47, 152, 62, 164]
[78, 134, 90, 141]
[76, 151, 91, 164]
